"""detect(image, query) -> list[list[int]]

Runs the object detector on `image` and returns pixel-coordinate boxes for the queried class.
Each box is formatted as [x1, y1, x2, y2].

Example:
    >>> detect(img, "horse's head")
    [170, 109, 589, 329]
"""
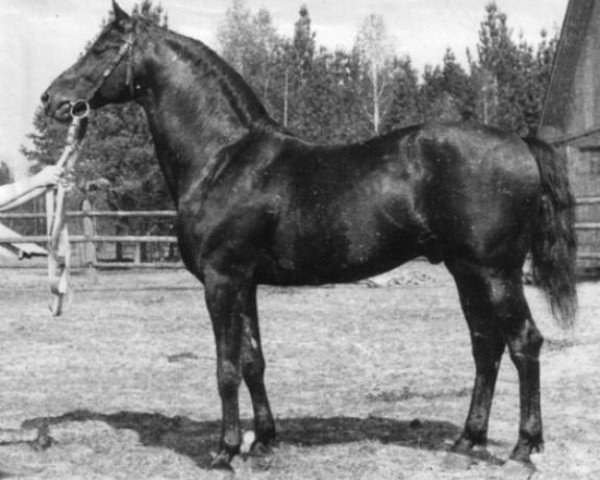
[42, 1, 139, 122]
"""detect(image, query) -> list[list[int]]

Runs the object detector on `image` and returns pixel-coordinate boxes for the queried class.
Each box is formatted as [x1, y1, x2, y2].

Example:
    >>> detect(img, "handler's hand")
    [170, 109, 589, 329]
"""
[34, 166, 63, 187]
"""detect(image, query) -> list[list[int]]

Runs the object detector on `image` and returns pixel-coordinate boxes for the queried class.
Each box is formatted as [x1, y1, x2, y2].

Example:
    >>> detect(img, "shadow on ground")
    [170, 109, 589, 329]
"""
[21, 410, 504, 469]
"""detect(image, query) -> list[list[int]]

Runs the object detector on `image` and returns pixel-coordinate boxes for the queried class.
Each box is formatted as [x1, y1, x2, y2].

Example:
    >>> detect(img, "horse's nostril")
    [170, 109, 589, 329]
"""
[41, 91, 50, 103]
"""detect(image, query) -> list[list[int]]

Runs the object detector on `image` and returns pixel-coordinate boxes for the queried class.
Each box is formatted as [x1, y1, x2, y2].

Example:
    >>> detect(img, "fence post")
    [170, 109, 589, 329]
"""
[81, 199, 98, 282]
[133, 243, 142, 265]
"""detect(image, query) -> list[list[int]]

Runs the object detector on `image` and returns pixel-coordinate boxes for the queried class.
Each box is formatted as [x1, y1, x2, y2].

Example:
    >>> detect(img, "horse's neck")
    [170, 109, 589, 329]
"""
[136, 31, 270, 202]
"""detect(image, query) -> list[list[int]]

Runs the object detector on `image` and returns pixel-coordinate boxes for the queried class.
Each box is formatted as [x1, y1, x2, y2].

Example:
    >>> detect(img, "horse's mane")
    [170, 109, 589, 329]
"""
[142, 20, 280, 131]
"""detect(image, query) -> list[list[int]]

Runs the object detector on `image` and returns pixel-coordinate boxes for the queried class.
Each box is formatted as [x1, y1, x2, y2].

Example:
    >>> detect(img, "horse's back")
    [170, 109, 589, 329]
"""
[266, 121, 542, 275]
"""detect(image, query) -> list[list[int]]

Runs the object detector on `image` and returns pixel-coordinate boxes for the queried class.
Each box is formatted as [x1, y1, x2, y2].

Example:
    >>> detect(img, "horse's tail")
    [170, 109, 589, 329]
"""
[524, 137, 577, 328]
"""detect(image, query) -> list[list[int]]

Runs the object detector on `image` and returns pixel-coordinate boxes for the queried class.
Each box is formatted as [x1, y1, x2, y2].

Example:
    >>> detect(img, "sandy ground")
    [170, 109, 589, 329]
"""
[0, 262, 598, 479]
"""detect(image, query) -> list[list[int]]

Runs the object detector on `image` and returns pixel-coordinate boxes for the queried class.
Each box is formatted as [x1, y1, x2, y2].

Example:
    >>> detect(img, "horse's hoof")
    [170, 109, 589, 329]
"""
[30, 425, 53, 451]
[209, 451, 234, 471]
[247, 442, 274, 471]
[29, 435, 53, 452]
[503, 458, 537, 479]
[509, 439, 543, 464]
[450, 436, 475, 453]
[249, 440, 273, 457]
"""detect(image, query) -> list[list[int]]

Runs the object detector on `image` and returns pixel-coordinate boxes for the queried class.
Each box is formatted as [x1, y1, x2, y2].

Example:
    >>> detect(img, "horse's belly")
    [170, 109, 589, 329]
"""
[257, 219, 422, 286]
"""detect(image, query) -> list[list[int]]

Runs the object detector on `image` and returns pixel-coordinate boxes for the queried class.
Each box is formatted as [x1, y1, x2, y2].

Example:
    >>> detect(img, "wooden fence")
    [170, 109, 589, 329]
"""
[2, 198, 600, 268]
[0, 210, 180, 269]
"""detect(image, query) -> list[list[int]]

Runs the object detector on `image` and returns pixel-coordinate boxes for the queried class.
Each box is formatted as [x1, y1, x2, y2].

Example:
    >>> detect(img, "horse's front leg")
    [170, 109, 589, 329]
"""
[203, 267, 250, 469]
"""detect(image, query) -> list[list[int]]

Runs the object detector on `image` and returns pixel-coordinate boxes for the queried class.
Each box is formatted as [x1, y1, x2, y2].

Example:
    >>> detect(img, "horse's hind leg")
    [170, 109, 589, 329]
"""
[447, 260, 506, 451]
[504, 297, 545, 462]
[240, 284, 276, 453]
[447, 260, 544, 463]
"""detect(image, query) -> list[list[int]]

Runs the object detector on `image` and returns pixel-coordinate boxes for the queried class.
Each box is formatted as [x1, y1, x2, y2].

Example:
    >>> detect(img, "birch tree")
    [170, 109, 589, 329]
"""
[354, 14, 395, 134]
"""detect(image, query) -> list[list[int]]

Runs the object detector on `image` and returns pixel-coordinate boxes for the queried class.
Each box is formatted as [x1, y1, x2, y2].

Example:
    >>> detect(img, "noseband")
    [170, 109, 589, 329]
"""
[73, 33, 135, 114]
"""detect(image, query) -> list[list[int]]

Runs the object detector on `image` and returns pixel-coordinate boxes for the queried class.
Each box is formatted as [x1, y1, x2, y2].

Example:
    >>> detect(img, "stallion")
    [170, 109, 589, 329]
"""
[41, 1, 577, 469]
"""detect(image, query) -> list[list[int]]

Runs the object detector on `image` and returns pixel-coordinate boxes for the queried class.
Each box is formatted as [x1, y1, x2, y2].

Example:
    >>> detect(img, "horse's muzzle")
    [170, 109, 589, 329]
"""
[40, 90, 76, 123]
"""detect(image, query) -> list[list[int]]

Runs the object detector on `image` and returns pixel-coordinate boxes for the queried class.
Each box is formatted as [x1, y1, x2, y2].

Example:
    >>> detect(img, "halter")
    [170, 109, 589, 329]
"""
[73, 32, 135, 114]
[45, 33, 135, 316]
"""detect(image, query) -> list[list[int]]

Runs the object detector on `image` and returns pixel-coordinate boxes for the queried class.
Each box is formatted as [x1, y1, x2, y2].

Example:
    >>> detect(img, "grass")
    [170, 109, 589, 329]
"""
[0, 262, 598, 479]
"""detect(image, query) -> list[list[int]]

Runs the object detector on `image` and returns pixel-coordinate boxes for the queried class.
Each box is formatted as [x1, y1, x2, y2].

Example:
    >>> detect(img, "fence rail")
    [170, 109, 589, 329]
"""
[0, 209, 179, 270]
[2, 205, 600, 269]
[576, 196, 600, 206]
[0, 210, 177, 219]
[0, 235, 178, 244]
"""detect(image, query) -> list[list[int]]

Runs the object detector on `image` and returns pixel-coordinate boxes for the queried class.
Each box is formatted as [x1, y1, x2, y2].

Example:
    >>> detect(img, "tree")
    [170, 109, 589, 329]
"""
[285, 4, 319, 135]
[21, 107, 69, 172]
[354, 14, 396, 134]
[292, 5, 316, 79]
[217, 0, 282, 112]
[419, 49, 475, 123]
[217, 0, 254, 75]
[292, 47, 366, 143]
[0, 160, 12, 185]
[383, 57, 421, 130]
[469, 2, 557, 134]
[22, 1, 172, 251]
[521, 29, 558, 134]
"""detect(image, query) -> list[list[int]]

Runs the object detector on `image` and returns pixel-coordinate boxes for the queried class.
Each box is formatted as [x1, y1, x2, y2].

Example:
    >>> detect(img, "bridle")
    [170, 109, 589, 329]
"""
[72, 32, 136, 115]
[46, 32, 135, 316]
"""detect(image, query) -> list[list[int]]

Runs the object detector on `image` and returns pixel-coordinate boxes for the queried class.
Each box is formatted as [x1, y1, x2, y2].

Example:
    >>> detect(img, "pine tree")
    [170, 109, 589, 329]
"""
[292, 5, 316, 79]
[285, 4, 318, 136]
[419, 49, 475, 123]
[470, 3, 558, 134]
[0, 160, 12, 185]
[384, 57, 421, 130]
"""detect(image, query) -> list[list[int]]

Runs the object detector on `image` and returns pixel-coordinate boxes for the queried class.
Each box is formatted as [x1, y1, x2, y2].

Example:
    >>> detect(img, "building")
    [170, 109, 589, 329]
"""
[540, 0, 600, 271]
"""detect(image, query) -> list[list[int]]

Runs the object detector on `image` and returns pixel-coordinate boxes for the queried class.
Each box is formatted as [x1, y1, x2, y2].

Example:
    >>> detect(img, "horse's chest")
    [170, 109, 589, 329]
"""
[177, 197, 276, 274]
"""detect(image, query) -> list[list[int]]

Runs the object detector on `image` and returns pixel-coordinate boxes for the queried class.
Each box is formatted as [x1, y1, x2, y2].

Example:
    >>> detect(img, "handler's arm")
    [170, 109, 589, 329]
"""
[0, 166, 62, 211]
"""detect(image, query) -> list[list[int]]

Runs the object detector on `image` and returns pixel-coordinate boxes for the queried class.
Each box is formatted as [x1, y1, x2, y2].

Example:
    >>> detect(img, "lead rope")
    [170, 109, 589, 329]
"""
[46, 101, 89, 316]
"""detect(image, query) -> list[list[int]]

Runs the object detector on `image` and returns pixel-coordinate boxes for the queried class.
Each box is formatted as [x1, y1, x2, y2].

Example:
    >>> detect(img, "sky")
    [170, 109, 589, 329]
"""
[0, 0, 569, 176]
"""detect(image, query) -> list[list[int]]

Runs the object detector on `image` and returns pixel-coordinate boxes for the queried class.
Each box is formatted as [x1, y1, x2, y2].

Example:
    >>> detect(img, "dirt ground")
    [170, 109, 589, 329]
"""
[0, 262, 598, 479]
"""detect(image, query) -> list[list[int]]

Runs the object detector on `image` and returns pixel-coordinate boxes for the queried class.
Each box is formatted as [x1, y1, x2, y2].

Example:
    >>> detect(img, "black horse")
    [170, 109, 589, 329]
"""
[42, 2, 577, 469]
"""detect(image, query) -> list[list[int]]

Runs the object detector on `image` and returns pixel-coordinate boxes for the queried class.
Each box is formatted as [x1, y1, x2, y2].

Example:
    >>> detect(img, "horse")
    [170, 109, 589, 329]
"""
[41, 1, 577, 470]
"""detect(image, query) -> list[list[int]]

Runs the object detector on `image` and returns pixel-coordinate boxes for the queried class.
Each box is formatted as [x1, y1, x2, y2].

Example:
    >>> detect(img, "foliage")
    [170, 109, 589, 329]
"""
[470, 2, 557, 134]
[218, 0, 282, 113]
[22, 0, 560, 230]
[383, 57, 421, 131]
[354, 13, 396, 134]
[216, 0, 557, 140]
[0, 160, 13, 185]
[22, 1, 172, 242]
[418, 49, 475, 123]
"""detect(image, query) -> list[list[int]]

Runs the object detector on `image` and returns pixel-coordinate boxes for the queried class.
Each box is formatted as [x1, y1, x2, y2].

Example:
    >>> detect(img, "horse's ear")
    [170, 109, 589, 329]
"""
[112, 1, 130, 22]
